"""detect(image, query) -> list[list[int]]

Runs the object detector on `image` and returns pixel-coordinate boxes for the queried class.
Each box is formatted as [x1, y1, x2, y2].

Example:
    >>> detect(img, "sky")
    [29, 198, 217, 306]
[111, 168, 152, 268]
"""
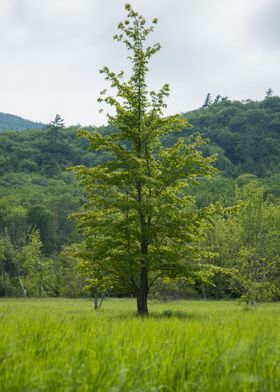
[0, 0, 279, 126]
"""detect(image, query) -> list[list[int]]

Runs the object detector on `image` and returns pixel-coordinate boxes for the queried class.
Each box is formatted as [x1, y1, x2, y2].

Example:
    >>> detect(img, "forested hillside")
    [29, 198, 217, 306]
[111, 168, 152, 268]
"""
[182, 95, 280, 177]
[1, 97, 280, 299]
[0, 112, 44, 131]
[1, 97, 280, 178]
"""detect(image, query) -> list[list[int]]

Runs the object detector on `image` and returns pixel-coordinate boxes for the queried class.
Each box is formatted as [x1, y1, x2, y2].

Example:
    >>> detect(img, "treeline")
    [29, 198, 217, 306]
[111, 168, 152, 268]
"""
[1, 97, 280, 300]
[182, 95, 280, 177]
[1, 179, 280, 301]
[1, 96, 280, 179]
[155, 182, 280, 302]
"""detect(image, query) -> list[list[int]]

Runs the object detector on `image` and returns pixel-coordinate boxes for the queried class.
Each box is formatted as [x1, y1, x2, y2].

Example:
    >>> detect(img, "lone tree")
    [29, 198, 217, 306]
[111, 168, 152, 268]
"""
[202, 93, 212, 108]
[49, 114, 65, 145]
[265, 88, 273, 98]
[72, 4, 216, 315]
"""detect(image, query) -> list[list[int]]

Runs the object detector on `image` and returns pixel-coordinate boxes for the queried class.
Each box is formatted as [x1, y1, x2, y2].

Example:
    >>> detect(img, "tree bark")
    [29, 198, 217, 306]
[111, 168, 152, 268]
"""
[18, 276, 27, 299]
[137, 267, 149, 316]
[202, 283, 206, 300]
[99, 292, 105, 309]
[93, 291, 98, 310]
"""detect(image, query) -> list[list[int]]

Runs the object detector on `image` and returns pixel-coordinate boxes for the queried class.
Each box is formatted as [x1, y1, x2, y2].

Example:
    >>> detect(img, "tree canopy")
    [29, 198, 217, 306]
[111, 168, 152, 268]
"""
[71, 4, 216, 315]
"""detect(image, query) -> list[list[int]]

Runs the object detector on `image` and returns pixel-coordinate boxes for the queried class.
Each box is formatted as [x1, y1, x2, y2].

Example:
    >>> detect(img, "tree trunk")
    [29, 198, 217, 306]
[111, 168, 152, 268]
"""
[202, 283, 206, 300]
[99, 292, 105, 309]
[18, 276, 27, 299]
[93, 291, 98, 310]
[137, 267, 149, 316]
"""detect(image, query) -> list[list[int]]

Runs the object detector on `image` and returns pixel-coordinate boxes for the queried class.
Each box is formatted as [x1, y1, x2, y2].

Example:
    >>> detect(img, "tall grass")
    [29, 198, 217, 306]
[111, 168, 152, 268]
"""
[0, 298, 279, 391]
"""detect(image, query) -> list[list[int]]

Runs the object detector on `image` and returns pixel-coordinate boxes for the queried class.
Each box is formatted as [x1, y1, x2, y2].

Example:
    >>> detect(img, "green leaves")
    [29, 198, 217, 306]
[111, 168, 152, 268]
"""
[207, 182, 280, 304]
[72, 4, 217, 310]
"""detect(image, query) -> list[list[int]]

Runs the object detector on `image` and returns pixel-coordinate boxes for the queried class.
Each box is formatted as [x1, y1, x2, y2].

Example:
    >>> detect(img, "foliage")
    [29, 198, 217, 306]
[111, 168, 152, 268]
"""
[1, 96, 280, 180]
[0, 10, 280, 301]
[16, 231, 56, 297]
[206, 183, 280, 302]
[71, 4, 216, 314]
[1, 109, 280, 301]
[183, 96, 280, 177]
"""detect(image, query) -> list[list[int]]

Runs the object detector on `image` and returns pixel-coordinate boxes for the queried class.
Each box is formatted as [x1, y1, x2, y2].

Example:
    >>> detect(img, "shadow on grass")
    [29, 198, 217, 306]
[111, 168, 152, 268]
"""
[149, 309, 199, 320]
[115, 309, 204, 320]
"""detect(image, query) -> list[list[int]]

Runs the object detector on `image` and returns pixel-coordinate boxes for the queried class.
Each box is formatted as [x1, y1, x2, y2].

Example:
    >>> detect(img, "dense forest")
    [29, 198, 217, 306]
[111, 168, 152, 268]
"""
[0, 112, 44, 131]
[1, 96, 280, 300]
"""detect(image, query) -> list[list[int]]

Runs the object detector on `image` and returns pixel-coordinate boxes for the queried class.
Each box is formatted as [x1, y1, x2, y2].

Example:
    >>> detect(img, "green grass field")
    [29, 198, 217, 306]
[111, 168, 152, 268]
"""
[0, 299, 279, 391]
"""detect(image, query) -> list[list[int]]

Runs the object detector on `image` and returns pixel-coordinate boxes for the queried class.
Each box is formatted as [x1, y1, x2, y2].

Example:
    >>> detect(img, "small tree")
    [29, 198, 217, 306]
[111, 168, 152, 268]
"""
[236, 184, 278, 306]
[17, 231, 55, 297]
[208, 183, 279, 306]
[202, 93, 212, 108]
[0, 236, 18, 296]
[62, 243, 115, 309]
[72, 4, 216, 315]
[214, 95, 221, 104]
[265, 88, 273, 98]
[43, 114, 65, 176]
[49, 114, 65, 145]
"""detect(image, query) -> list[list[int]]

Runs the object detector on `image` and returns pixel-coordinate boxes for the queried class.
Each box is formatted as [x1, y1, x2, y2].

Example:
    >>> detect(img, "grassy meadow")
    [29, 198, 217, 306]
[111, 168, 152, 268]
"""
[0, 299, 280, 391]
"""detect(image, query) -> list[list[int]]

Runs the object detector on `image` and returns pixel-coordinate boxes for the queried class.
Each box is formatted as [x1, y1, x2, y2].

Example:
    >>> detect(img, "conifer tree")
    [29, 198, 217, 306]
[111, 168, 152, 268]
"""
[214, 95, 221, 104]
[49, 114, 65, 145]
[265, 88, 273, 98]
[202, 93, 212, 108]
[72, 4, 216, 315]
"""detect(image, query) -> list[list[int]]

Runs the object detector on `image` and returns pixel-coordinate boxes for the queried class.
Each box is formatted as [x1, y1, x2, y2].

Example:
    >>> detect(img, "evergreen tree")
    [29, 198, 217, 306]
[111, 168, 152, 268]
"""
[214, 95, 221, 104]
[50, 114, 65, 129]
[72, 4, 216, 315]
[265, 88, 273, 98]
[202, 93, 212, 108]
[49, 114, 64, 145]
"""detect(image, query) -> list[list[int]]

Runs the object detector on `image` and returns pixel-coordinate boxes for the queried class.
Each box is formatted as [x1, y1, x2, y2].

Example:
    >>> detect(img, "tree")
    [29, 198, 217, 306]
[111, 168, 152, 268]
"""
[0, 236, 18, 296]
[49, 114, 65, 144]
[235, 184, 279, 305]
[61, 243, 114, 309]
[207, 182, 280, 305]
[214, 95, 221, 104]
[202, 93, 212, 108]
[27, 206, 56, 255]
[17, 231, 55, 297]
[72, 3, 216, 315]
[265, 88, 273, 98]
[43, 114, 66, 176]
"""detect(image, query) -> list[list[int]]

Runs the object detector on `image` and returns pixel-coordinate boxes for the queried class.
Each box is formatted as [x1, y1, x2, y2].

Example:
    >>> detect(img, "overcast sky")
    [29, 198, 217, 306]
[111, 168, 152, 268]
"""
[0, 0, 279, 126]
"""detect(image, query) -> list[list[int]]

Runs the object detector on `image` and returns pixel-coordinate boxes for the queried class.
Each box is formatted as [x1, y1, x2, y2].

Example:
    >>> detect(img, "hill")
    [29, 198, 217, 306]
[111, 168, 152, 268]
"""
[1, 97, 280, 178]
[1, 97, 280, 254]
[0, 112, 45, 131]
[182, 96, 280, 177]
[1, 97, 280, 299]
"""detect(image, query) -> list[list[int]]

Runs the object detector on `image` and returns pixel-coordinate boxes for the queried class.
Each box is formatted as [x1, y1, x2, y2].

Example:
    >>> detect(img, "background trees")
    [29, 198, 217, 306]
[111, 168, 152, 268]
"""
[183, 96, 280, 177]
[206, 183, 280, 303]
[1, 98, 280, 300]
[16, 231, 52, 297]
